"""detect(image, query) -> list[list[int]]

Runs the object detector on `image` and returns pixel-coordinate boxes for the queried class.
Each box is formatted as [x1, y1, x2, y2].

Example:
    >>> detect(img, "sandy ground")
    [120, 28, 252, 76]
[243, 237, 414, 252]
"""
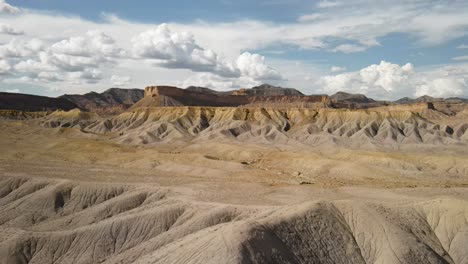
[1, 119, 468, 263]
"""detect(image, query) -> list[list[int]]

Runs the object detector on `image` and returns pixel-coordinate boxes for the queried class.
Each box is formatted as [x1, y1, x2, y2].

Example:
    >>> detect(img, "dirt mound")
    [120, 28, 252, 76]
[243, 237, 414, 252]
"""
[1, 176, 467, 264]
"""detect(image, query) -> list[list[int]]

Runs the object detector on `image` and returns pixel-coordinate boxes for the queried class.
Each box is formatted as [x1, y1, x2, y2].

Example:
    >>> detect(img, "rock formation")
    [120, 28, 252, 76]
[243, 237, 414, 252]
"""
[60, 88, 144, 114]
[132, 85, 332, 109]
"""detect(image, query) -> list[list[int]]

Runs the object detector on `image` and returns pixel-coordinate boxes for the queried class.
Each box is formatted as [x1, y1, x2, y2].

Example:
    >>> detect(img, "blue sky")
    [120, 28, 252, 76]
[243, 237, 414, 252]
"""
[1, 0, 468, 99]
[8, 0, 318, 23]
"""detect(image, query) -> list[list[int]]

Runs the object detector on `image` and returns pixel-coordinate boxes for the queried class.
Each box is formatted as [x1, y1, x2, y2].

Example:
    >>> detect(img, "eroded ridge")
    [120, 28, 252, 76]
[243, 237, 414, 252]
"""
[1, 176, 467, 264]
[40, 107, 468, 146]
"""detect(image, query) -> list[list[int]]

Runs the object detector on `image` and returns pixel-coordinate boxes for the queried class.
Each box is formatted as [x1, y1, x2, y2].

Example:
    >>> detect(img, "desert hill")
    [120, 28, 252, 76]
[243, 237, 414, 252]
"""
[33, 85, 468, 146]
[0, 88, 144, 115]
[60, 88, 144, 114]
[1, 84, 467, 115]
[331, 91, 375, 103]
[1, 175, 467, 264]
[39, 105, 468, 146]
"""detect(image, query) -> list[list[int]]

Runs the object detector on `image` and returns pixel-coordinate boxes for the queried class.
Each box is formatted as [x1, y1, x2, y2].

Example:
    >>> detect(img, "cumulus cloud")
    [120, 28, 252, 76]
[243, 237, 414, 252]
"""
[111, 75, 132, 86]
[0, 24, 22, 35]
[318, 61, 468, 99]
[415, 77, 465, 98]
[0, 0, 20, 14]
[132, 24, 282, 84]
[51, 30, 124, 58]
[414, 65, 468, 98]
[0, 38, 44, 58]
[179, 53, 283, 91]
[9, 31, 124, 86]
[236, 52, 282, 81]
[132, 24, 239, 77]
[319, 61, 415, 98]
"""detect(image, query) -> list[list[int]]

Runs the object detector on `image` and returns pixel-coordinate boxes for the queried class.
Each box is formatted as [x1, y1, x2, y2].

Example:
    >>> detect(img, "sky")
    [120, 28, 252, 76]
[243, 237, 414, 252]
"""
[0, 0, 467, 99]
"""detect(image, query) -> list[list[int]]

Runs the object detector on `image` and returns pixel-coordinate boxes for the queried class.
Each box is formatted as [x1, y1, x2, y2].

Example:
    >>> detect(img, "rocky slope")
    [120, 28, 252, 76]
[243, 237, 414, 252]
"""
[331, 91, 375, 103]
[0, 176, 467, 264]
[60, 88, 144, 114]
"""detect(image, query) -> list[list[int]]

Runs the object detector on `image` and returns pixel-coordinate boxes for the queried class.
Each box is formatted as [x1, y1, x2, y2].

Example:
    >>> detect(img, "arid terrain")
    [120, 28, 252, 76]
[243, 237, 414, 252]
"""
[1, 85, 468, 264]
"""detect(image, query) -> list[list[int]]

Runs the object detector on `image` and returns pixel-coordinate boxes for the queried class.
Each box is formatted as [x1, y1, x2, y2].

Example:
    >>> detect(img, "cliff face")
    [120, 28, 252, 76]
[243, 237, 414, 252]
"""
[134, 85, 332, 109]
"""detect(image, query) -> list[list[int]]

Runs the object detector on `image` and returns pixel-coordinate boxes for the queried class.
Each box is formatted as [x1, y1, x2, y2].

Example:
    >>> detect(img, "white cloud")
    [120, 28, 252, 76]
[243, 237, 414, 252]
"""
[5, 88, 19, 93]
[457, 44, 468, 49]
[318, 61, 468, 99]
[317, 1, 341, 8]
[37, 71, 62, 82]
[68, 68, 102, 84]
[51, 30, 124, 58]
[236, 52, 282, 81]
[0, 0, 20, 14]
[0, 23, 22, 35]
[319, 61, 415, 98]
[330, 66, 346, 73]
[332, 44, 367, 53]
[180, 72, 263, 91]
[131, 25, 282, 84]
[178, 52, 283, 91]
[0, 59, 10, 73]
[131, 24, 239, 77]
[297, 13, 324, 23]
[111, 75, 132, 86]
[9, 31, 123, 86]
[0, 38, 44, 58]
[415, 77, 465, 98]
[453, 55, 468, 61]
[1, 1, 468, 96]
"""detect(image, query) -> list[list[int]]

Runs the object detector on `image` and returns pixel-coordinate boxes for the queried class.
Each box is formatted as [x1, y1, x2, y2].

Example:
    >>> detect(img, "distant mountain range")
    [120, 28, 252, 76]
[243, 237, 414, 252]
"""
[0, 84, 467, 114]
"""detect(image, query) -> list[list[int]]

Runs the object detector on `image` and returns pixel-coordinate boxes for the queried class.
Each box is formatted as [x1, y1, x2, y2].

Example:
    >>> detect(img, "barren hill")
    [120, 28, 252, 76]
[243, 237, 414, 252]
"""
[331, 91, 375, 103]
[60, 88, 144, 114]
[40, 104, 468, 146]
[1, 87, 468, 263]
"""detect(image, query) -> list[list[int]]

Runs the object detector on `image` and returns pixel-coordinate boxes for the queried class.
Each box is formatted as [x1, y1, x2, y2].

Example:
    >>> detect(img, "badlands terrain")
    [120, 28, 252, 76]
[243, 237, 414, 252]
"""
[1, 85, 468, 263]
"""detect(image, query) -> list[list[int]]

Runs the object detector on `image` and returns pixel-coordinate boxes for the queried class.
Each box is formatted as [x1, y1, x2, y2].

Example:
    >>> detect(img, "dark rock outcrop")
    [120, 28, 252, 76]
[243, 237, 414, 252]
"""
[0, 92, 78, 112]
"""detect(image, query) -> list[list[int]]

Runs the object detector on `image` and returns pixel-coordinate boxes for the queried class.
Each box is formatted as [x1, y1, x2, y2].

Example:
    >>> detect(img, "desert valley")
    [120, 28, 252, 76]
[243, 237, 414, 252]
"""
[0, 84, 468, 263]
[2, 1, 468, 263]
